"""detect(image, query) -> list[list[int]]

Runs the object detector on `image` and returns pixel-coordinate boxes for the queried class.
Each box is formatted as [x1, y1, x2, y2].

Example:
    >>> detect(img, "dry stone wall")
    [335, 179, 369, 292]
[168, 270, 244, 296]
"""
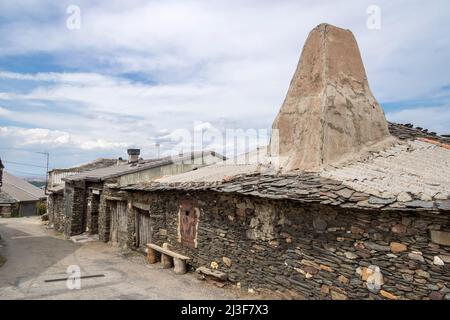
[128, 189, 450, 300]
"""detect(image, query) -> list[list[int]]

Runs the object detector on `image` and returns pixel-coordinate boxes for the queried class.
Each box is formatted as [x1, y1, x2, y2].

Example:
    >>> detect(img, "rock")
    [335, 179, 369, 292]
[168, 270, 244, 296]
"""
[196, 267, 228, 281]
[335, 188, 355, 199]
[356, 265, 384, 293]
[354, 241, 365, 250]
[320, 285, 330, 294]
[445, 293, 450, 300]
[222, 257, 232, 267]
[436, 200, 450, 210]
[391, 224, 407, 234]
[397, 192, 412, 202]
[390, 242, 407, 253]
[350, 226, 365, 234]
[429, 292, 443, 300]
[368, 196, 396, 205]
[439, 255, 450, 264]
[320, 264, 333, 272]
[344, 252, 358, 260]
[420, 193, 433, 201]
[356, 267, 371, 281]
[210, 261, 219, 270]
[364, 241, 390, 252]
[405, 200, 434, 209]
[338, 275, 349, 284]
[303, 265, 319, 275]
[408, 253, 425, 263]
[430, 230, 450, 246]
[330, 289, 348, 300]
[433, 256, 445, 266]
[401, 217, 412, 227]
[434, 192, 448, 200]
[313, 218, 327, 231]
[415, 269, 430, 278]
[380, 290, 398, 300]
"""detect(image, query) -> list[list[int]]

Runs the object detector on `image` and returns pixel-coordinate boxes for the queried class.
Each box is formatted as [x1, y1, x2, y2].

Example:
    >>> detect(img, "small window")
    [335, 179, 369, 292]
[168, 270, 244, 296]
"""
[185, 210, 190, 216]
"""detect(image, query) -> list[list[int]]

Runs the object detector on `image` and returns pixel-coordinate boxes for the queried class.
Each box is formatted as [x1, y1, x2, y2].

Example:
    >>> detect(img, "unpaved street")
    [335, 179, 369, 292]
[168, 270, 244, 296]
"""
[0, 217, 239, 300]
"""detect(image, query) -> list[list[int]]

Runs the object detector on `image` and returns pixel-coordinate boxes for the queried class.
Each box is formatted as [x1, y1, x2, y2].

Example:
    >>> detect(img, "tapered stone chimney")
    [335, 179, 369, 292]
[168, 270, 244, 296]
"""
[270, 23, 393, 171]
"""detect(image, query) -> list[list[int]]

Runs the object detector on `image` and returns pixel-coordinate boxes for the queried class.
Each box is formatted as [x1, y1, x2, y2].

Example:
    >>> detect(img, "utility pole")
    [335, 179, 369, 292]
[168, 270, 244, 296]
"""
[37, 151, 49, 192]
[155, 143, 161, 159]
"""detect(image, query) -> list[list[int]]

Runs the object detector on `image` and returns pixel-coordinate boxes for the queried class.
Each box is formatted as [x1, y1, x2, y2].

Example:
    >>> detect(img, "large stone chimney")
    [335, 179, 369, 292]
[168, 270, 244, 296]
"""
[270, 23, 393, 171]
[127, 149, 140, 164]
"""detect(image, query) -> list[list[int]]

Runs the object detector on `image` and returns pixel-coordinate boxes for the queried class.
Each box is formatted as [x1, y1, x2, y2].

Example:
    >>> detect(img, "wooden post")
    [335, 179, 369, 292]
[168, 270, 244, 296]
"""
[161, 243, 173, 269]
[147, 245, 158, 264]
[173, 258, 187, 274]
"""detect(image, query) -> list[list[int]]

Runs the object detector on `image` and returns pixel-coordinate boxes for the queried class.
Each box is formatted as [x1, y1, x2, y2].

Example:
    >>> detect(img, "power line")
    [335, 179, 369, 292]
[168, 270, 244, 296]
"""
[2, 160, 47, 169]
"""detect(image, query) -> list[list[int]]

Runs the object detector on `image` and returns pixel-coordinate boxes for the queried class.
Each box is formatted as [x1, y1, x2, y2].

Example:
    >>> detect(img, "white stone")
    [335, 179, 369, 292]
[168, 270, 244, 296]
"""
[397, 192, 413, 202]
[366, 265, 384, 293]
[433, 256, 444, 266]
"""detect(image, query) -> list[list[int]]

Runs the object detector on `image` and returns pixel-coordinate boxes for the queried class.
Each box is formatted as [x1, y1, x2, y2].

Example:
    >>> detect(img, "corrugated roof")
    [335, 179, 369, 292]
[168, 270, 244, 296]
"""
[64, 151, 224, 182]
[1, 171, 46, 202]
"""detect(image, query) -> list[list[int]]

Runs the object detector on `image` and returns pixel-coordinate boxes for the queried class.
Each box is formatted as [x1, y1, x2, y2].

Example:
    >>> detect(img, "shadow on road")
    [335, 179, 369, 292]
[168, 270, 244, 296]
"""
[0, 222, 79, 289]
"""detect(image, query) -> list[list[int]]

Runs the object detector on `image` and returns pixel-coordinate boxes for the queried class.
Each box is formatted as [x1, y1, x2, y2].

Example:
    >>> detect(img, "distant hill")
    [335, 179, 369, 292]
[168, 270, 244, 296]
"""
[27, 180, 46, 189]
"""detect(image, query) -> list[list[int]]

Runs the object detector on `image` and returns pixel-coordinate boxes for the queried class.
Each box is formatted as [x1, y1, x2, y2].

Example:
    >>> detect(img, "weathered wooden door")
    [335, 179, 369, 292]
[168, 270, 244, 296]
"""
[179, 200, 198, 248]
[110, 201, 128, 244]
[136, 209, 151, 250]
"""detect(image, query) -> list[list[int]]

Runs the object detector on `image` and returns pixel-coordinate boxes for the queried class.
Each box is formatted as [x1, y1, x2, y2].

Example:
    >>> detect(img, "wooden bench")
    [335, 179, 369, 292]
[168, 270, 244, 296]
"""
[146, 243, 190, 274]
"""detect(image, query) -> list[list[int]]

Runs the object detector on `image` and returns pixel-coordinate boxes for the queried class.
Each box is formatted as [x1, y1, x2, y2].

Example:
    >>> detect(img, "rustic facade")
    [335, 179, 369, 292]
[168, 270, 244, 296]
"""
[61, 150, 225, 238]
[115, 185, 450, 300]
[47, 158, 118, 232]
[103, 23, 450, 300]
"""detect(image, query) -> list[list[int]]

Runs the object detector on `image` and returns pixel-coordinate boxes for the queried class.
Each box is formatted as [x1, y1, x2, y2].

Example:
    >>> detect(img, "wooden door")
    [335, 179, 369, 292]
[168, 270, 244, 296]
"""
[109, 201, 127, 244]
[109, 202, 118, 243]
[136, 209, 151, 250]
[179, 199, 198, 248]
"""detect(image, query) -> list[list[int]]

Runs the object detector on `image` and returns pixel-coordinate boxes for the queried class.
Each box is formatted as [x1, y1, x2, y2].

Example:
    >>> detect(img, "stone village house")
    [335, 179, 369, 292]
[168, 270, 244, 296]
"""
[47, 158, 120, 233]
[97, 24, 450, 300]
[0, 157, 46, 217]
[51, 150, 224, 239]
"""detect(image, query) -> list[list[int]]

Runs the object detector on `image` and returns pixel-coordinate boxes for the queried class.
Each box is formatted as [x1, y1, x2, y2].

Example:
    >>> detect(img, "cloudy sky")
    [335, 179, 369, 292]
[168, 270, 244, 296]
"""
[0, 0, 449, 178]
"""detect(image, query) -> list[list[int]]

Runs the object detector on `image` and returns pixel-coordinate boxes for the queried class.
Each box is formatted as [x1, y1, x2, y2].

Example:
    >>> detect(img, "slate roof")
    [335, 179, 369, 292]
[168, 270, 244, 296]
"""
[0, 171, 46, 203]
[122, 124, 450, 213]
[49, 158, 117, 174]
[64, 151, 225, 182]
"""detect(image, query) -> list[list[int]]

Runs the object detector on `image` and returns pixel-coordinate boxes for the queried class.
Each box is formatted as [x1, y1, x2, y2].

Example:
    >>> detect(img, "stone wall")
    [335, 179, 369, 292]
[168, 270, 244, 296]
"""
[63, 180, 104, 237]
[86, 191, 100, 234]
[126, 189, 450, 300]
[98, 185, 127, 243]
[48, 193, 65, 233]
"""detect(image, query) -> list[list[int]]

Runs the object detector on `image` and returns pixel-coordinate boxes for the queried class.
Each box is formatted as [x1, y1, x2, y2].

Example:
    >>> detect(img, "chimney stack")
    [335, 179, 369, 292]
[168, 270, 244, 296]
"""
[270, 23, 393, 171]
[127, 149, 140, 163]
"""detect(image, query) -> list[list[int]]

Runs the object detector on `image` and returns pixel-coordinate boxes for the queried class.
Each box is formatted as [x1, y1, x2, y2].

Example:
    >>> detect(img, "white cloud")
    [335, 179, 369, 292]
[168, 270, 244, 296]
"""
[386, 106, 450, 134]
[0, 126, 129, 150]
[0, 0, 449, 169]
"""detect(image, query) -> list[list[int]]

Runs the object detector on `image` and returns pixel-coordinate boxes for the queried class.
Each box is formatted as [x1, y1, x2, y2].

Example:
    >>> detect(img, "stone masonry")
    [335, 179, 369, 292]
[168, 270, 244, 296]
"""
[123, 189, 450, 300]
